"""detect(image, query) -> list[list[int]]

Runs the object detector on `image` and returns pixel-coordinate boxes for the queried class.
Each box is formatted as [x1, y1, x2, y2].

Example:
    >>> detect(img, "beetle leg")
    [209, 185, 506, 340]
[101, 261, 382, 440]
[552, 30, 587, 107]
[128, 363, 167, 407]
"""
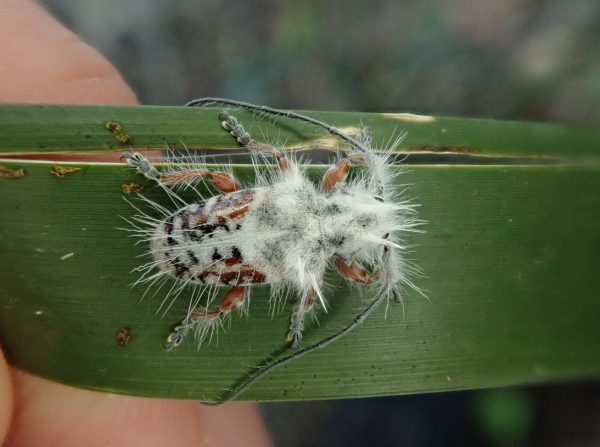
[333, 257, 374, 283]
[159, 169, 240, 193]
[286, 288, 318, 348]
[219, 112, 291, 171]
[321, 153, 367, 192]
[166, 285, 248, 350]
[122, 152, 240, 193]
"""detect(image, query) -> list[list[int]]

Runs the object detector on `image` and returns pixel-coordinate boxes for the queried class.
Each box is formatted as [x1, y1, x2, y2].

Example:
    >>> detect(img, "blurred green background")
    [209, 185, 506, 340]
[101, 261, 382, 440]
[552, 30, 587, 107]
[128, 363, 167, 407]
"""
[43, 0, 600, 124]
[35, 1, 600, 446]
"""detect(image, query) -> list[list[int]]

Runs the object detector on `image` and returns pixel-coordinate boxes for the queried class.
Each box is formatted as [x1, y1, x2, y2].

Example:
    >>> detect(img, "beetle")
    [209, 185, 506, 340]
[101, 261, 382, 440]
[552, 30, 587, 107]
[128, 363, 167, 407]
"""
[122, 98, 422, 357]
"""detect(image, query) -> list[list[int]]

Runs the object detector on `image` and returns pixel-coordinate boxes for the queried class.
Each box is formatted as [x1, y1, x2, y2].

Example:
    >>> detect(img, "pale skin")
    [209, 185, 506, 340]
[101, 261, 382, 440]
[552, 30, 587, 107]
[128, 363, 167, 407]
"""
[0, 1, 272, 445]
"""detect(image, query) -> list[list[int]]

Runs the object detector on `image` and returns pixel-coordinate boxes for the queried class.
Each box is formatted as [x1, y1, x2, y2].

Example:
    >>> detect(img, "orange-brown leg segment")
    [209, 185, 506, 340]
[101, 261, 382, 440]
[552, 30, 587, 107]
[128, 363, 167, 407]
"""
[188, 285, 248, 321]
[159, 169, 240, 193]
[334, 257, 372, 283]
[121, 152, 240, 193]
[247, 141, 290, 171]
[321, 153, 367, 192]
[166, 286, 249, 350]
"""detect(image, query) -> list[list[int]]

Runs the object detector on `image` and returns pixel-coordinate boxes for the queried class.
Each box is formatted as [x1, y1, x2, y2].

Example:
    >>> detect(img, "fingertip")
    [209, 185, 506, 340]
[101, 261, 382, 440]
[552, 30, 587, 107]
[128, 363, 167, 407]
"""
[0, 0, 137, 104]
[200, 402, 274, 447]
[0, 348, 13, 444]
[7, 371, 203, 447]
[7, 371, 272, 447]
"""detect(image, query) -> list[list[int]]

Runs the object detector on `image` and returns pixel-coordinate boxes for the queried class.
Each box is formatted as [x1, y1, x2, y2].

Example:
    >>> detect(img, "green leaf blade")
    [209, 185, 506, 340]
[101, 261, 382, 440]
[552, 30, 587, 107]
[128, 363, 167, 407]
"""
[0, 104, 599, 401]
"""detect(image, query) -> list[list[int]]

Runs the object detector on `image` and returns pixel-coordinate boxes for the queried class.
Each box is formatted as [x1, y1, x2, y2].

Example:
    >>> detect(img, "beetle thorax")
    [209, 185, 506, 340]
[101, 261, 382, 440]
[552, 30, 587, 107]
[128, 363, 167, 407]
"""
[320, 187, 393, 259]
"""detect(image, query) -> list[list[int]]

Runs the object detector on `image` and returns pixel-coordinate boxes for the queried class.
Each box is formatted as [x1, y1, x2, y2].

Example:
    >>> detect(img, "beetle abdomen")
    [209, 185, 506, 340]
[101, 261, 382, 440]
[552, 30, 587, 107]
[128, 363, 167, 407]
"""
[151, 189, 267, 285]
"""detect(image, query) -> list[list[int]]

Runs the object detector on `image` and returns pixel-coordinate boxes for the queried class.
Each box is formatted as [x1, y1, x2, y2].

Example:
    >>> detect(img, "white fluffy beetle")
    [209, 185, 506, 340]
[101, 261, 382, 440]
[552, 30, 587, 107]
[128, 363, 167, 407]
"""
[122, 98, 422, 402]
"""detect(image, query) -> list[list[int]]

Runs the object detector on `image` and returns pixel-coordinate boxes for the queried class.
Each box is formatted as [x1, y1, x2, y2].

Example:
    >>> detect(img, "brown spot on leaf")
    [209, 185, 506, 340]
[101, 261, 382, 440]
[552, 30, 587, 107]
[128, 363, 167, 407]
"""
[0, 165, 25, 178]
[50, 166, 82, 178]
[117, 327, 131, 347]
[105, 120, 132, 144]
[121, 182, 144, 194]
